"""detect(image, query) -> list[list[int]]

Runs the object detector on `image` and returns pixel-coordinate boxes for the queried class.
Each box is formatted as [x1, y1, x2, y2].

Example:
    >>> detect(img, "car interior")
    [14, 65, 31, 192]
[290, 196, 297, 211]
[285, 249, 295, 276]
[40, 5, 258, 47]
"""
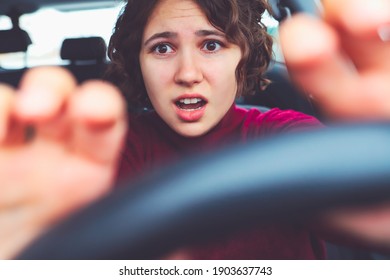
[1, 0, 390, 260]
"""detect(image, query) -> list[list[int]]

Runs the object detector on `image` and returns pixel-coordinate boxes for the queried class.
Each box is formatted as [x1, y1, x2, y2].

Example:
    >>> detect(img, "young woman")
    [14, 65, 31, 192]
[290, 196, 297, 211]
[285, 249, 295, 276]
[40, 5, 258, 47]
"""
[107, 0, 321, 179]
[108, 0, 322, 259]
[1, 0, 390, 259]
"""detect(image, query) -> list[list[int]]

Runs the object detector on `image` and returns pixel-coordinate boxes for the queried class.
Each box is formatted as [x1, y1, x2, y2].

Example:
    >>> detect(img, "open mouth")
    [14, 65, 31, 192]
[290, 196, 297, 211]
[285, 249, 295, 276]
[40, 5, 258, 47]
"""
[175, 98, 207, 111]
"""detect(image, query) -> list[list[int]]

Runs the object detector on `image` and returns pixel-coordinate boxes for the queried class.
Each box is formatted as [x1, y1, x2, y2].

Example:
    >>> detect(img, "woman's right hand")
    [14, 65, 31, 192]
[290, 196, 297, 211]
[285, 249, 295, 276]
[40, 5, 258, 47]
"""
[0, 67, 127, 259]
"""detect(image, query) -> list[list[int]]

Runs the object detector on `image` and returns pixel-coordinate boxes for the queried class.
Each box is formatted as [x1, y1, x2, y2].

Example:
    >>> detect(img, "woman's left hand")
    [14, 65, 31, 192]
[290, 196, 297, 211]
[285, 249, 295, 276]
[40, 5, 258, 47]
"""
[279, 0, 390, 248]
[280, 0, 390, 120]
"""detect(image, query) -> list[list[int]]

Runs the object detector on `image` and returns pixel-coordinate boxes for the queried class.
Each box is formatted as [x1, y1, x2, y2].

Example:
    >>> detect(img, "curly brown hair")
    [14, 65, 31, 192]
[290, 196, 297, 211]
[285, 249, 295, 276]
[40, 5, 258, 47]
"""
[106, 0, 273, 110]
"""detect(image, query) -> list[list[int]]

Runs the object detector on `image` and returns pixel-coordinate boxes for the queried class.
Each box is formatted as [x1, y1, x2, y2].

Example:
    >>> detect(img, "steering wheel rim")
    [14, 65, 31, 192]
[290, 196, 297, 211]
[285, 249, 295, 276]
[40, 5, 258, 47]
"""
[17, 124, 390, 259]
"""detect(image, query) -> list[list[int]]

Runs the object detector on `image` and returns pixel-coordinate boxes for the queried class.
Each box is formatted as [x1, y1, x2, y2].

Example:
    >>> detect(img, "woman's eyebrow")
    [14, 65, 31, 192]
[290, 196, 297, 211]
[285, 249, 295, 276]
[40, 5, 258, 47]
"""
[144, 31, 177, 46]
[195, 29, 226, 38]
[143, 29, 225, 46]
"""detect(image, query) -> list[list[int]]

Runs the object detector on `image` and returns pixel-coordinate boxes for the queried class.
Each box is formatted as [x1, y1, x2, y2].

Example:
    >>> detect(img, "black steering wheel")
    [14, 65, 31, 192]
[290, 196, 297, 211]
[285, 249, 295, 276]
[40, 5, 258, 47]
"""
[17, 124, 390, 259]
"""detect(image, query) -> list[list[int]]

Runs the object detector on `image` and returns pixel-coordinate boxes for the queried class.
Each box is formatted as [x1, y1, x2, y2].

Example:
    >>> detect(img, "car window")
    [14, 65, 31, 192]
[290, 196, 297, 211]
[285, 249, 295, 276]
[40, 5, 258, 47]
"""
[0, 4, 123, 69]
[263, 14, 283, 62]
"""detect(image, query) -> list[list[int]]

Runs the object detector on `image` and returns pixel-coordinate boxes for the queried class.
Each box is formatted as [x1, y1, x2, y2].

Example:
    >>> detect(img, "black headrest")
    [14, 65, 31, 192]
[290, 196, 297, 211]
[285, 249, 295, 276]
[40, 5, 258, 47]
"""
[60, 37, 107, 61]
[0, 28, 32, 54]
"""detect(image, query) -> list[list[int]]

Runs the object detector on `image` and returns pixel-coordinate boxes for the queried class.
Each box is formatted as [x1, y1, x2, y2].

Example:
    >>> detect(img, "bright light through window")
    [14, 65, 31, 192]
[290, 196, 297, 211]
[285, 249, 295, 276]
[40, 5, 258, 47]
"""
[0, 4, 123, 69]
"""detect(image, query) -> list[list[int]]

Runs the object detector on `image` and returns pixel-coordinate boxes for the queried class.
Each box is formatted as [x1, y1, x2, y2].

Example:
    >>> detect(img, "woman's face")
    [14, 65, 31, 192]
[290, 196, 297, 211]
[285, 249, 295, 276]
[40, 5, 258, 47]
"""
[139, 0, 242, 137]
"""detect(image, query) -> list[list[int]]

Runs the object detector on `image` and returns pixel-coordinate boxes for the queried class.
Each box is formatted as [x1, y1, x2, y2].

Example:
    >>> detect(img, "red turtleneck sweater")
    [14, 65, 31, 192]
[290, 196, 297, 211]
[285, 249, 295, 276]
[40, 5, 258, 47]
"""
[118, 105, 325, 259]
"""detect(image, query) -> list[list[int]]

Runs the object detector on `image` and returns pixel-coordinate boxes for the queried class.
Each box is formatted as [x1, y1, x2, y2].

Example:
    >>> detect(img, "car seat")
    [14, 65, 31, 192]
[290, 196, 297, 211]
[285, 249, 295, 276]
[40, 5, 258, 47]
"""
[0, 16, 32, 87]
[60, 36, 108, 83]
[242, 61, 324, 120]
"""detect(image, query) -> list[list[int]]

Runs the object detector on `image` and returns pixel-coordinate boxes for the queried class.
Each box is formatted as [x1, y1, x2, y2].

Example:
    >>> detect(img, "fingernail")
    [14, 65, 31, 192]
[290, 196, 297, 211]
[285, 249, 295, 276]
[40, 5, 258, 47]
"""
[366, 0, 390, 19]
[16, 89, 56, 118]
[378, 24, 390, 41]
[0, 125, 6, 142]
[0, 111, 8, 142]
[350, 0, 390, 35]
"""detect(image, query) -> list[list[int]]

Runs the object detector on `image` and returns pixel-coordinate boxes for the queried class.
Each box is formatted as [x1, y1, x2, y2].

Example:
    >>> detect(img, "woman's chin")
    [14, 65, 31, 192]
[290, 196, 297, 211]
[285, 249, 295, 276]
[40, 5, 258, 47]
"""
[173, 122, 211, 138]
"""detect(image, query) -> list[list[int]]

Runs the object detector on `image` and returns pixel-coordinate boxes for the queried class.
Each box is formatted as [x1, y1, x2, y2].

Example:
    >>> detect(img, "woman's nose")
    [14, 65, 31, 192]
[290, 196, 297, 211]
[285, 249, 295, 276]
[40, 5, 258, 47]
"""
[174, 50, 203, 87]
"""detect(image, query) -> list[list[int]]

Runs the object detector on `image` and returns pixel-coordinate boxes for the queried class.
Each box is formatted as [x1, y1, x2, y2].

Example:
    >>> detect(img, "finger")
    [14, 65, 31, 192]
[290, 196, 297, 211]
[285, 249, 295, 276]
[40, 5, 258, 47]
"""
[0, 204, 43, 259]
[15, 66, 77, 121]
[323, 0, 390, 39]
[0, 84, 26, 145]
[279, 15, 361, 118]
[323, 0, 390, 72]
[69, 80, 127, 165]
[324, 203, 390, 247]
[14, 66, 77, 140]
[0, 84, 15, 143]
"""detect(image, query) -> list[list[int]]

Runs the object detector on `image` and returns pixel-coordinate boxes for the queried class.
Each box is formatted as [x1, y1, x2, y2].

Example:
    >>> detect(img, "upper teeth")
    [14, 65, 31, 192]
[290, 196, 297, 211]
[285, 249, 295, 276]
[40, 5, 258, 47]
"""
[179, 98, 202, 104]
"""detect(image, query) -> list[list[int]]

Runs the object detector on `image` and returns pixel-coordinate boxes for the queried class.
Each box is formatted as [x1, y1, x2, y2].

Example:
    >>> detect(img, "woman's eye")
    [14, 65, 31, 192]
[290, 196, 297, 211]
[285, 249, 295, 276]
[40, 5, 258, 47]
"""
[153, 44, 174, 54]
[202, 41, 222, 52]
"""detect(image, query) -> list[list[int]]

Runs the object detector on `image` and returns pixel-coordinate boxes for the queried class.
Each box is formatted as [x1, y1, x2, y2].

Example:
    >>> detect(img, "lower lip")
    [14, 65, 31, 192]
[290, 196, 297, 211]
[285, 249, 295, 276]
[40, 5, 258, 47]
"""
[174, 104, 207, 122]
